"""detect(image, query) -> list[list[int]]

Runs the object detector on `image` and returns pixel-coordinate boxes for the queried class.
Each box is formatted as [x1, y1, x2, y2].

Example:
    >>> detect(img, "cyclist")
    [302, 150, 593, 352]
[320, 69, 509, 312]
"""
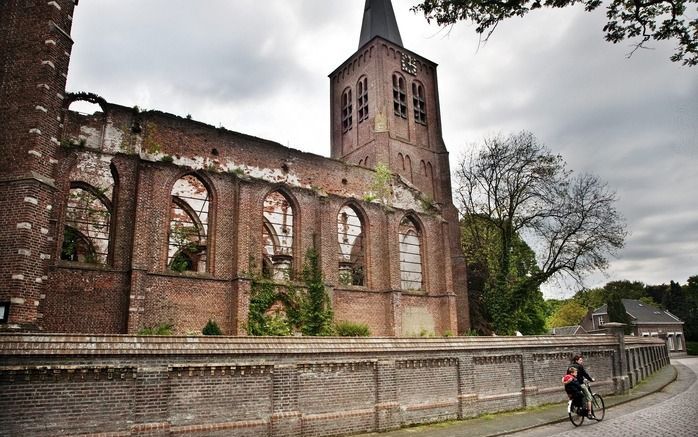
[562, 367, 589, 417]
[571, 354, 595, 416]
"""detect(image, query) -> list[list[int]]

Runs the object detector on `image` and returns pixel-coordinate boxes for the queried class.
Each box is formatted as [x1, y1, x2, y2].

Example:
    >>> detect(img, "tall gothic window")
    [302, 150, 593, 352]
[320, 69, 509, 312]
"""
[357, 76, 368, 122]
[337, 204, 365, 286]
[62, 182, 112, 265]
[167, 174, 210, 273]
[412, 82, 427, 125]
[392, 73, 407, 118]
[399, 216, 423, 291]
[341, 87, 353, 133]
[262, 190, 295, 280]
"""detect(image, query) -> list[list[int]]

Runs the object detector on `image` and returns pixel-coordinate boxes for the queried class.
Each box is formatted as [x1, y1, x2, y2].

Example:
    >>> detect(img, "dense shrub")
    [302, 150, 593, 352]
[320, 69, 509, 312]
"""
[334, 321, 370, 337]
[202, 319, 222, 335]
[137, 323, 174, 335]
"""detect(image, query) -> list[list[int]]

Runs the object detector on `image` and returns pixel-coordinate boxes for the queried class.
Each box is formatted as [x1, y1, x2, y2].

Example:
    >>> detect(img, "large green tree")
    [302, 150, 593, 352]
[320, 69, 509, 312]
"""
[684, 276, 698, 340]
[606, 291, 632, 333]
[413, 0, 698, 66]
[548, 300, 588, 328]
[461, 215, 547, 335]
[455, 132, 626, 334]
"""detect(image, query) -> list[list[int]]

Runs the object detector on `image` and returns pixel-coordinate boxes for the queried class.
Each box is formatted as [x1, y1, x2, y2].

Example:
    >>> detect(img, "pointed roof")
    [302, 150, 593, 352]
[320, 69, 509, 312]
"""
[593, 299, 684, 324]
[358, 0, 403, 48]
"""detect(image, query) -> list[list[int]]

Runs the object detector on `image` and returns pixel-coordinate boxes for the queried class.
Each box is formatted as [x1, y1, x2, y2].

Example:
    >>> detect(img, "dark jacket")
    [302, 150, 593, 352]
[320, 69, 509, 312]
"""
[571, 363, 593, 384]
[564, 378, 584, 404]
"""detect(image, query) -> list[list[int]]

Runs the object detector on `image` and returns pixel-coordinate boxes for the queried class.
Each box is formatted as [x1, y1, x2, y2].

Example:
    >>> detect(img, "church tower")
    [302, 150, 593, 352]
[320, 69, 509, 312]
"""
[329, 0, 470, 332]
[330, 0, 450, 205]
[0, 0, 78, 329]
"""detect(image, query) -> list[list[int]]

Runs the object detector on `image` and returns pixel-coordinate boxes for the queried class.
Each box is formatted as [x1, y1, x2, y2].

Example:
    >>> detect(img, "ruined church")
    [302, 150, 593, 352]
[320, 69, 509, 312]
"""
[0, 0, 470, 336]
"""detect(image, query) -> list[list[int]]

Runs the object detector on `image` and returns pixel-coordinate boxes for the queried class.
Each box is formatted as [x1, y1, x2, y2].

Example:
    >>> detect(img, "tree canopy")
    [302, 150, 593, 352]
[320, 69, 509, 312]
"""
[567, 276, 698, 340]
[413, 0, 698, 66]
[461, 215, 547, 335]
[548, 300, 588, 328]
[456, 132, 626, 334]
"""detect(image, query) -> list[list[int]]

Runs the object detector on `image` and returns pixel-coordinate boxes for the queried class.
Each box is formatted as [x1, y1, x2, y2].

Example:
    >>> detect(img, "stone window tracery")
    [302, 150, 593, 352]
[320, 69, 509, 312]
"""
[412, 81, 427, 124]
[392, 73, 407, 118]
[341, 87, 353, 133]
[357, 76, 369, 123]
[399, 216, 423, 291]
[337, 204, 365, 286]
[262, 190, 295, 280]
[61, 182, 112, 265]
[167, 174, 210, 273]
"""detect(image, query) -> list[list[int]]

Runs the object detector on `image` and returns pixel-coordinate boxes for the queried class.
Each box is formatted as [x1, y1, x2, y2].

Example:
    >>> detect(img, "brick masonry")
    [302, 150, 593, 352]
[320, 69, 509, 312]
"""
[0, 0, 468, 337]
[0, 334, 670, 437]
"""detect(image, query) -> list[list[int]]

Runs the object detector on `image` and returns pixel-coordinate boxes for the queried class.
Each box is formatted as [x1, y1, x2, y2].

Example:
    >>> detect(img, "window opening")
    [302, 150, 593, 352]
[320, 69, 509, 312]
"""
[167, 175, 210, 273]
[399, 216, 423, 291]
[357, 77, 369, 122]
[412, 82, 427, 124]
[62, 185, 111, 264]
[341, 88, 353, 133]
[392, 74, 407, 118]
[262, 191, 294, 280]
[337, 205, 365, 286]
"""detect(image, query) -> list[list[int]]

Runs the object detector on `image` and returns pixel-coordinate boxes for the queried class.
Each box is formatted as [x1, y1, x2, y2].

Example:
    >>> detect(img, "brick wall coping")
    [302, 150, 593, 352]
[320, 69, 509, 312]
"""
[0, 333, 662, 356]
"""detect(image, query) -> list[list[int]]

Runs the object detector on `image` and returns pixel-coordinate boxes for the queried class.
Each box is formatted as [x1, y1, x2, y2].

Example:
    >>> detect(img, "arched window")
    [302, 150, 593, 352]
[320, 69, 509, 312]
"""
[399, 216, 423, 291]
[412, 81, 427, 124]
[61, 183, 112, 265]
[262, 190, 295, 280]
[167, 174, 210, 273]
[357, 76, 369, 123]
[341, 87, 353, 133]
[392, 73, 407, 118]
[337, 204, 365, 286]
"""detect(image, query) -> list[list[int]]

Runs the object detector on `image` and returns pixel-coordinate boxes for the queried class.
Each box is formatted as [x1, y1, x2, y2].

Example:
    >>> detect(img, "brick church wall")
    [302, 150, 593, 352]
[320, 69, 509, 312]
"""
[0, 334, 669, 437]
[28, 101, 458, 336]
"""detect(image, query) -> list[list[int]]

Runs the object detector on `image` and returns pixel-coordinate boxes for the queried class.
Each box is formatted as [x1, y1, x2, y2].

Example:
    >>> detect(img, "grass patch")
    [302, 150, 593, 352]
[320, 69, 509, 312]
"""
[686, 341, 698, 355]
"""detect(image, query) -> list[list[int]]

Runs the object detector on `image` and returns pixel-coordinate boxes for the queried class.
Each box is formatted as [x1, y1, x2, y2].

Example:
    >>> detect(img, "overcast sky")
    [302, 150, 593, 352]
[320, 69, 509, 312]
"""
[66, 1, 697, 298]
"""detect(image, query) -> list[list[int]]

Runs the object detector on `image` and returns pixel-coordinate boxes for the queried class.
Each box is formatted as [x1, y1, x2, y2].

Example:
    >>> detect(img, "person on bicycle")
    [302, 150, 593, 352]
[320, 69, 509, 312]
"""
[571, 354, 595, 415]
[562, 367, 588, 416]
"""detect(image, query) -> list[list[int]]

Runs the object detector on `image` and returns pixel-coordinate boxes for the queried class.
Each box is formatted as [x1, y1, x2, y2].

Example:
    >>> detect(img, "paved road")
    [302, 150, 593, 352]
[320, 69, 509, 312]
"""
[507, 357, 698, 437]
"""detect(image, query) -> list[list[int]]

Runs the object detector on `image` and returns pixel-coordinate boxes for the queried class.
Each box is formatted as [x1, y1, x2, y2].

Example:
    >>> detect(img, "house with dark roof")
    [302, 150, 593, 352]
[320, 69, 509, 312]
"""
[551, 325, 587, 336]
[581, 299, 685, 353]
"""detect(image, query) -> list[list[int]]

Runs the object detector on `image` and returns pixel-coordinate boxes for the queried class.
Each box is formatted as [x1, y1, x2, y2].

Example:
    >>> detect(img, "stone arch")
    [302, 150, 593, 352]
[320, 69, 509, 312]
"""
[61, 181, 113, 265]
[405, 154, 413, 182]
[167, 172, 212, 273]
[337, 201, 368, 287]
[398, 213, 424, 292]
[261, 187, 299, 280]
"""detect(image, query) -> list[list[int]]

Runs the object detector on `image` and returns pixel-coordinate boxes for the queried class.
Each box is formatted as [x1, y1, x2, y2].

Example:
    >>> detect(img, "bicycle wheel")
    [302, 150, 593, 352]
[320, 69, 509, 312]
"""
[568, 404, 585, 427]
[591, 393, 605, 421]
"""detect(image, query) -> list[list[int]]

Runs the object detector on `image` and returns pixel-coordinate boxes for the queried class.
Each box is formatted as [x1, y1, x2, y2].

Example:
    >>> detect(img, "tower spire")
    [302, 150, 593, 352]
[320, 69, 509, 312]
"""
[358, 0, 403, 48]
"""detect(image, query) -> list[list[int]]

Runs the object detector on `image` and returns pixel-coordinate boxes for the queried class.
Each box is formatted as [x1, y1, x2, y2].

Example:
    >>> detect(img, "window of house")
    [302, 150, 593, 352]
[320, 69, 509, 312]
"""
[167, 174, 210, 273]
[412, 82, 426, 124]
[262, 190, 294, 280]
[667, 334, 675, 351]
[675, 334, 683, 350]
[337, 205, 365, 286]
[61, 183, 112, 265]
[392, 73, 407, 118]
[357, 77, 368, 123]
[341, 87, 353, 133]
[399, 216, 423, 291]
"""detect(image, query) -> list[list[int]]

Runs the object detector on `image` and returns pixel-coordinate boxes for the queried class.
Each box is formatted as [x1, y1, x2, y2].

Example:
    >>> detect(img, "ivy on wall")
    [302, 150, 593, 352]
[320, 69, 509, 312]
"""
[247, 247, 333, 336]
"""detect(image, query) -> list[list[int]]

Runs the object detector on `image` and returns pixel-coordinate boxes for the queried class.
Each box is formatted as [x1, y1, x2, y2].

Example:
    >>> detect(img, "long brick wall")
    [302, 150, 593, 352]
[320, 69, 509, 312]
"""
[0, 334, 669, 437]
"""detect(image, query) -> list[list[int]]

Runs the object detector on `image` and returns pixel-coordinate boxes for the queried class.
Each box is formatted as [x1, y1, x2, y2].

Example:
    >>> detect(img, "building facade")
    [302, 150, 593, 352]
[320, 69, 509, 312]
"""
[0, 0, 470, 335]
[581, 299, 685, 353]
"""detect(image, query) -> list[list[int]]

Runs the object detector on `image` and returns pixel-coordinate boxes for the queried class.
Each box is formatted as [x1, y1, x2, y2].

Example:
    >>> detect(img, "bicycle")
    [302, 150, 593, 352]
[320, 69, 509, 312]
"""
[568, 381, 605, 427]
